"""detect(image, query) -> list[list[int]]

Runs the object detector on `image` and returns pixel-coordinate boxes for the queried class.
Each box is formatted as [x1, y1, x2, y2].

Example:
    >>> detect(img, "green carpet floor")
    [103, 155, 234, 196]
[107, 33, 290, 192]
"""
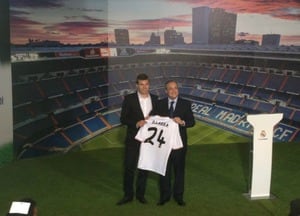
[0, 142, 299, 216]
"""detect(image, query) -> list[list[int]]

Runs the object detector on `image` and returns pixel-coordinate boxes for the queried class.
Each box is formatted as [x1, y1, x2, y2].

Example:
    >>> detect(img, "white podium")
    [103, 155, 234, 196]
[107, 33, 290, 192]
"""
[245, 113, 283, 200]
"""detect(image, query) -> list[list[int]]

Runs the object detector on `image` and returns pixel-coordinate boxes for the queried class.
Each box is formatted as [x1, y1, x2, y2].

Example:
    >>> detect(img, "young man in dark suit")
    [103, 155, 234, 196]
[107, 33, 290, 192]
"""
[152, 80, 195, 206]
[117, 73, 158, 205]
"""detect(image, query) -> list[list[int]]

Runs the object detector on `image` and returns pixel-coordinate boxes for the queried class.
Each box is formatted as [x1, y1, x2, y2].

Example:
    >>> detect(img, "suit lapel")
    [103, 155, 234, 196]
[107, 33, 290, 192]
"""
[173, 98, 182, 116]
[134, 93, 144, 118]
[163, 98, 169, 115]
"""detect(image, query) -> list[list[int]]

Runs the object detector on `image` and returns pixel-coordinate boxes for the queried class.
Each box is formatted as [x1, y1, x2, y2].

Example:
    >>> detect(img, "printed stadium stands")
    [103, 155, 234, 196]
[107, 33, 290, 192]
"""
[12, 59, 300, 159]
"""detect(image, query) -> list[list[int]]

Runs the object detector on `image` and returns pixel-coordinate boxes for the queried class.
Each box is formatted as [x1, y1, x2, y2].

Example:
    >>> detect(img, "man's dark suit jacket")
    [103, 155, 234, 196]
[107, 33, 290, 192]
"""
[151, 97, 195, 147]
[120, 92, 158, 145]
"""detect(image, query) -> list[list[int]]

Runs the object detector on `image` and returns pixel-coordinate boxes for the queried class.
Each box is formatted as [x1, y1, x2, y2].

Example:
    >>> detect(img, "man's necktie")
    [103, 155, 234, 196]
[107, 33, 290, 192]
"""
[169, 101, 174, 118]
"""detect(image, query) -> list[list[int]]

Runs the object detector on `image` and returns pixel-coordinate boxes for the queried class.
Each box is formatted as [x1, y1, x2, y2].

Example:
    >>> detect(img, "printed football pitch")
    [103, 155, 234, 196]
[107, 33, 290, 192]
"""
[81, 121, 250, 151]
[0, 121, 299, 216]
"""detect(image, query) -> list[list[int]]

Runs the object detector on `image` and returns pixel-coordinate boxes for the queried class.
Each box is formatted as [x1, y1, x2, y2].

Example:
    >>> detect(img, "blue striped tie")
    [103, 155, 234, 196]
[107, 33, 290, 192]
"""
[169, 101, 174, 118]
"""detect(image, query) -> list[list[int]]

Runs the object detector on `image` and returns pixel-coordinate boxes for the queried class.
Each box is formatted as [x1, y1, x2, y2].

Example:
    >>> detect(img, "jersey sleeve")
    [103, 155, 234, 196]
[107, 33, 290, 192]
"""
[135, 123, 147, 142]
[170, 122, 183, 149]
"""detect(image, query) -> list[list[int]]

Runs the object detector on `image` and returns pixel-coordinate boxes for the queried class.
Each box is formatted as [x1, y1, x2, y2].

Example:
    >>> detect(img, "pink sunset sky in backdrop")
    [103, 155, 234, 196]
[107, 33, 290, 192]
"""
[9, 0, 300, 45]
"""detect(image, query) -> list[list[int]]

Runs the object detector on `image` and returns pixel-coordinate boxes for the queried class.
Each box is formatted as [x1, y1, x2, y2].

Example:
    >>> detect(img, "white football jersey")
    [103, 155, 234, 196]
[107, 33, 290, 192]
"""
[135, 115, 183, 176]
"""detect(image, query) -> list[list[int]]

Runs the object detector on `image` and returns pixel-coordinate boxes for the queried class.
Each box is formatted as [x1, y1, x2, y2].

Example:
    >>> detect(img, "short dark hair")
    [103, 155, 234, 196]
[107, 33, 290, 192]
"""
[136, 73, 149, 84]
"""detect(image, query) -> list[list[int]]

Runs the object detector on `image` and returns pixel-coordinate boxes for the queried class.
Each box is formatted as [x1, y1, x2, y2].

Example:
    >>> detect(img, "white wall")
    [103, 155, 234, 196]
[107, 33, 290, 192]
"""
[0, 63, 13, 147]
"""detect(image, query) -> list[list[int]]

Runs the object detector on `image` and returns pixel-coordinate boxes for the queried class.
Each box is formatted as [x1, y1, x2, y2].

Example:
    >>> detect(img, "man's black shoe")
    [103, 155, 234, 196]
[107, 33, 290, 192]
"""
[116, 197, 133, 205]
[136, 197, 147, 204]
[175, 199, 186, 206]
[157, 199, 169, 206]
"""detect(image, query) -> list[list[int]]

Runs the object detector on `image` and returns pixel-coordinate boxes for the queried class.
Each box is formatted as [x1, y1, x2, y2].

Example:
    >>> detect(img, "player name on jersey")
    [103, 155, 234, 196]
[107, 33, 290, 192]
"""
[151, 119, 169, 127]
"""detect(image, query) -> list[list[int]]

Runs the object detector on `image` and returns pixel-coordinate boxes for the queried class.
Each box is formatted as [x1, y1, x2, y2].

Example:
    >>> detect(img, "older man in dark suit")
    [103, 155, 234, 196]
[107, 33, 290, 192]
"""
[152, 80, 195, 206]
[117, 73, 158, 205]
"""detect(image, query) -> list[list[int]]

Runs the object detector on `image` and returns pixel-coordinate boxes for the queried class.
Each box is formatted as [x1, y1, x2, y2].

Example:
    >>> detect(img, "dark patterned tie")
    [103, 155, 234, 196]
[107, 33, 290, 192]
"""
[169, 101, 174, 118]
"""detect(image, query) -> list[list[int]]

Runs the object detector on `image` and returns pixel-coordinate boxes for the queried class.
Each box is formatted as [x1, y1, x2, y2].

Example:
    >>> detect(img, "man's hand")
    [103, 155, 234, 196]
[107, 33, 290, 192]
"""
[136, 120, 147, 128]
[173, 117, 185, 126]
